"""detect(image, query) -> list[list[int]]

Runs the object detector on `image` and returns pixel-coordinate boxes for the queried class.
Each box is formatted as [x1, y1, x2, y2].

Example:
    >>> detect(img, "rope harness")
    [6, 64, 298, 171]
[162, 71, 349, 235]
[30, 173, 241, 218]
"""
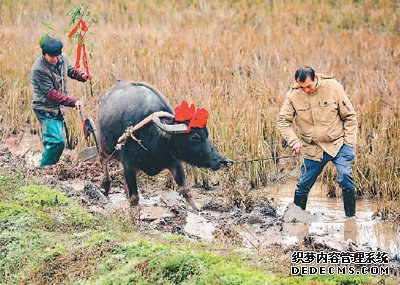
[115, 111, 174, 151]
[104, 111, 297, 165]
[232, 155, 297, 164]
[103, 111, 174, 163]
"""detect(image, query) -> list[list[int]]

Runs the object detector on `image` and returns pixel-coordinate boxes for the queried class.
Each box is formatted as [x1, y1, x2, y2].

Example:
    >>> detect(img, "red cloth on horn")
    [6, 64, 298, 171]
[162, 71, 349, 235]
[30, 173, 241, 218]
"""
[174, 101, 208, 133]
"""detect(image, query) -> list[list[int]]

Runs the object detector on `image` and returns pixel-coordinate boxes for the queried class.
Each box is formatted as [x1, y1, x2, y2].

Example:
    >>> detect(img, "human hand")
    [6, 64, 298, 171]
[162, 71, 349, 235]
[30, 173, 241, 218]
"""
[292, 140, 302, 153]
[75, 100, 83, 110]
[82, 73, 92, 81]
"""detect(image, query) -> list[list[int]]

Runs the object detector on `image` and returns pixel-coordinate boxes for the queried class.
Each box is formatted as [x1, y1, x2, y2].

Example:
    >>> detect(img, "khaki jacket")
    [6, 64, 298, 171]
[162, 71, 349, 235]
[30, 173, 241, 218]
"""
[277, 74, 357, 161]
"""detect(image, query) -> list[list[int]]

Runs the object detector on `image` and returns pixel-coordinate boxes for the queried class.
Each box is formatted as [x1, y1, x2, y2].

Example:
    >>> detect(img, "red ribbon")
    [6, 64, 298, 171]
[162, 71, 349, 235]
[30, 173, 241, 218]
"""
[188, 108, 208, 131]
[174, 101, 208, 133]
[175, 101, 195, 122]
[68, 20, 90, 76]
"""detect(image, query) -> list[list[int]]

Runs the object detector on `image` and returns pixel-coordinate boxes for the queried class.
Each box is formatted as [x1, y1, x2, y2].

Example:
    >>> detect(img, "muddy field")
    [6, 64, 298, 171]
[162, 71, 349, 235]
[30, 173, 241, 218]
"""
[2, 132, 400, 275]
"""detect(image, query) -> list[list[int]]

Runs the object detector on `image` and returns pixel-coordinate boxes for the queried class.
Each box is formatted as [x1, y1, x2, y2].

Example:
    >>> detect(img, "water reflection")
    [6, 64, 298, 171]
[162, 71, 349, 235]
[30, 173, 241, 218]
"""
[343, 217, 357, 242]
[284, 223, 309, 239]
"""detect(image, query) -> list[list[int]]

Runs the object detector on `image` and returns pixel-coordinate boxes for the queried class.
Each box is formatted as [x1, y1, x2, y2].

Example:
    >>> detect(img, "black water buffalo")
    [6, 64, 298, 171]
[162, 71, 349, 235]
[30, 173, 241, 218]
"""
[97, 80, 231, 209]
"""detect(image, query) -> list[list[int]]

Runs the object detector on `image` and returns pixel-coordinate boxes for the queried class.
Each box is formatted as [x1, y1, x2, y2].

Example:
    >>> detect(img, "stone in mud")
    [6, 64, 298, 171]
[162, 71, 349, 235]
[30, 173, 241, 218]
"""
[82, 181, 108, 204]
[184, 212, 215, 242]
[283, 203, 315, 224]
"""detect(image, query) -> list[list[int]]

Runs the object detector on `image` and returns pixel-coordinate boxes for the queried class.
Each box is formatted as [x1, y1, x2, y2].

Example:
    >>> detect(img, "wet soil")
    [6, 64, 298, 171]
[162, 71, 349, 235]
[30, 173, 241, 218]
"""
[2, 133, 400, 274]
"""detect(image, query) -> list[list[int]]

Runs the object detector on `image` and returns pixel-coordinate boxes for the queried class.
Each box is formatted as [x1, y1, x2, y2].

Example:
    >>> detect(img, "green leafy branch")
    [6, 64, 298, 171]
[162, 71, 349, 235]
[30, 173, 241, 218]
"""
[66, 4, 98, 60]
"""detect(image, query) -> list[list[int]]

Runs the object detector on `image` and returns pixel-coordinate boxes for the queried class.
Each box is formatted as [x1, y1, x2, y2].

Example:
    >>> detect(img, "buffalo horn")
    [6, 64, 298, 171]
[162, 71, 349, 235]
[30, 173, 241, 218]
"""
[152, 116, 188, 133]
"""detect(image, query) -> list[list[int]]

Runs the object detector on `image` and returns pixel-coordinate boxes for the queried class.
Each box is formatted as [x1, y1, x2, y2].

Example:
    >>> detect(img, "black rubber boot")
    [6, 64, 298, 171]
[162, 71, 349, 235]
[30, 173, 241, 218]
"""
[294, 194, 308, 210]
[342, 188, 356, 217]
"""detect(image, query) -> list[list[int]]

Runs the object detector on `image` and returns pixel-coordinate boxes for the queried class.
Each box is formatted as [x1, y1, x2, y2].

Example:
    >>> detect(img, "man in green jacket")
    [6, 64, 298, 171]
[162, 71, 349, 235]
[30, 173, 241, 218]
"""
[277, 66, 358, 217]
[32, 34, 91, 167]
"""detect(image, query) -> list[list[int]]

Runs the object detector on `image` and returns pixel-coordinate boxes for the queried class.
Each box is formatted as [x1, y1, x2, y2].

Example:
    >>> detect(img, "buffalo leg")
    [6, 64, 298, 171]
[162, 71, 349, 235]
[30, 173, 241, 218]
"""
[100, 157, 111, 196]
[123, 164, 139, 207]
[168, 162, 198, 211]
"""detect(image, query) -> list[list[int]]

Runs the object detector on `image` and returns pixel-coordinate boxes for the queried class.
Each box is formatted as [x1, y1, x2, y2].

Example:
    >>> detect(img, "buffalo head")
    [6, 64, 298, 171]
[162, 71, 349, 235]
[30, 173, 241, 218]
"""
[152, 116, 232, 170]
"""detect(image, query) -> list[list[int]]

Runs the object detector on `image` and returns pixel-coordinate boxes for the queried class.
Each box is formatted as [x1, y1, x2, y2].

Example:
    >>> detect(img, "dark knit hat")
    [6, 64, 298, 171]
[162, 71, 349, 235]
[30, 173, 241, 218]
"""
[39, 34, 63, 56]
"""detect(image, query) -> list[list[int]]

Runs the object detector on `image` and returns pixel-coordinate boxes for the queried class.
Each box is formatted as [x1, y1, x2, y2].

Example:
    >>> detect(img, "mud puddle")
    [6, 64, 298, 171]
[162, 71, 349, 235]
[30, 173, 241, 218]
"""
[2, 132, 400, 266]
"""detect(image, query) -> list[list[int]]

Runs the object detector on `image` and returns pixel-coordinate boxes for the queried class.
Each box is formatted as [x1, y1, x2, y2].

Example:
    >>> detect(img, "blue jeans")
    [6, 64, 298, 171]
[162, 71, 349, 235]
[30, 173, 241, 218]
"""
[295, 144, 356, 196]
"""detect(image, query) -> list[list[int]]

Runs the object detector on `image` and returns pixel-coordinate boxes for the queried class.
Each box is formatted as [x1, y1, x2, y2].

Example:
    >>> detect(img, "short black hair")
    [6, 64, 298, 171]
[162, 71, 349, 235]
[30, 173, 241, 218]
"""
[295, 66, 315, 83]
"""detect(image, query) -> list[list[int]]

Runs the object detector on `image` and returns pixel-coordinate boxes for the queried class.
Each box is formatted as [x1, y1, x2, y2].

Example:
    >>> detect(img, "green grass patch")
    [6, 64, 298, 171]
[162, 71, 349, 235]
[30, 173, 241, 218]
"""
[0, 201, 51, 231]
[0, 172, 97, 284]
[83, 239, 374, 285]
[0, 229, 56, 284]
[14, 185, 96, 228]
[0, 171, 29, 198]
[81, 240, 276, 285]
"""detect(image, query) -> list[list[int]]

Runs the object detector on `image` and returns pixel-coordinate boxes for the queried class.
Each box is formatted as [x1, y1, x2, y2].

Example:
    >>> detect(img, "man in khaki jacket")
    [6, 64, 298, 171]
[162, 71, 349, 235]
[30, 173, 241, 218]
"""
[277, 66, 358, 217]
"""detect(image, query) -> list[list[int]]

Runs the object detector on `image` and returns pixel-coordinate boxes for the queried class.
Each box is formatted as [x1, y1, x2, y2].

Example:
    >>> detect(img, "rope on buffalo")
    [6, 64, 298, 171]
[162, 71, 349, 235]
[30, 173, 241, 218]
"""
[115, 111, 174, 150]
[102, 111, 175, 163]
[232, 154, 297, 163]
[106, 111, 298, 165]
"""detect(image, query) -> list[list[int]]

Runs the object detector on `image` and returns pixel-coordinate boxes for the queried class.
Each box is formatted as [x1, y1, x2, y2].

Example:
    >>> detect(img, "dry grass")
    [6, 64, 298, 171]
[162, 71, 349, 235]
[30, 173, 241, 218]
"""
[0, 0, 399, 217]
[22, 241, 116, 285]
